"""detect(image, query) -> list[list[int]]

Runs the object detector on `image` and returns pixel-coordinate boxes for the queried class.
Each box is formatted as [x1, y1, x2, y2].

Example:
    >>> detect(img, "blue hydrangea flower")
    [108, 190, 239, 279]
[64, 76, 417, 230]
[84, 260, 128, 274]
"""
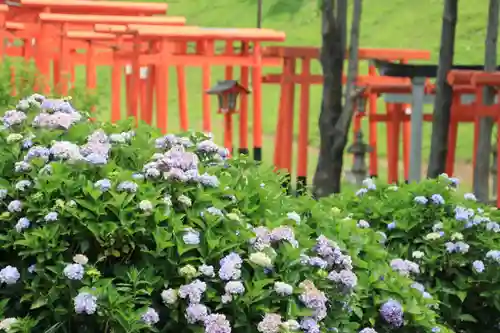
[132, 173, 144, 180]
[15, 180, 32, 192]
[15, 217, 30, 232]
[472, 260, 485, 273]
[7, 200, 22, 213]
[414, 196, 428, 205]
[357, 220, 370, 228]
[356, 188, 368, 197]
[198, 173, 220, 187]
[464, 193, 477, 201]
[85, 153, 107, 165]
[455, 206, 474, 222]
[74, 292, 97, 315]
[117, 181, 138, 193]
[430, 194, 445, 205]
[44, 212, 58, 222]
[183, 229, 200, 245]
[94, 179, 111, 192]
[63, 263, 84, 280]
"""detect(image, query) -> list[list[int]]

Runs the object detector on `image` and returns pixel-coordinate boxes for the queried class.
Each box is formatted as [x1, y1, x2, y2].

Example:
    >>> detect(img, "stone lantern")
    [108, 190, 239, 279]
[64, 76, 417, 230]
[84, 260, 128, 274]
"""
[347, 130, 373, 186]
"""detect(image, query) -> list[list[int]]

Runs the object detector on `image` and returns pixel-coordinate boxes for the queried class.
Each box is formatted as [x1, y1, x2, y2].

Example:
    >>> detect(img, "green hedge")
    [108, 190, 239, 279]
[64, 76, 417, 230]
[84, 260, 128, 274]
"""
[328, 177, 500, 333]
[0, 95, 448, 333]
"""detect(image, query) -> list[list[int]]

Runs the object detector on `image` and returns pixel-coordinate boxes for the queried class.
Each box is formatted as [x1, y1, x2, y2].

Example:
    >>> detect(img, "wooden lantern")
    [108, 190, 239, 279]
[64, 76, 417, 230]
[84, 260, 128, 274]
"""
[206, 80, 250, 115]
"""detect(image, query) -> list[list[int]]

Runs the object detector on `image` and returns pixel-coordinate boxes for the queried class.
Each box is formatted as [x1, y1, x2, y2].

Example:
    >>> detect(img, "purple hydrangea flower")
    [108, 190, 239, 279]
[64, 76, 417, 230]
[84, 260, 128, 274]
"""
[196, 140, 220, 154]
[328, 269, 358, 290]
[300, 318, 321, 333]
[185, 303, 208, 324]
[0, 266, 20, 284]
[390, 259, 419, 276]
[74, 292, 97, 315]
[3, 109, 27, 127]
[379, 299, 404, 327]
[50, 141, 83, 161]
[63, 263, 84, 280]
[203, 314, 231, 333]
[224, 281, 245, 295]
[25, 146, 50, 162]
[257, 313, 282, 333]
[141, 307, 159, 325]
[179, 279, 207, 304]
[219, 253, 242, 281]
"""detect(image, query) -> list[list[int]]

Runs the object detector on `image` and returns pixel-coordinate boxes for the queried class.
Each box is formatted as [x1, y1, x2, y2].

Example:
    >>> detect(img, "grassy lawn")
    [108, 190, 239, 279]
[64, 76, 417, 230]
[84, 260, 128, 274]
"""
[69, 0, 497, 185]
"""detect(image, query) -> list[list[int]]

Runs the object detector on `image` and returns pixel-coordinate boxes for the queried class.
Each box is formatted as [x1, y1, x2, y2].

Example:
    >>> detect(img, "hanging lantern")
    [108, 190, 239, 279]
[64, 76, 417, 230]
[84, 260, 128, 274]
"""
[206, 80, 250, 115]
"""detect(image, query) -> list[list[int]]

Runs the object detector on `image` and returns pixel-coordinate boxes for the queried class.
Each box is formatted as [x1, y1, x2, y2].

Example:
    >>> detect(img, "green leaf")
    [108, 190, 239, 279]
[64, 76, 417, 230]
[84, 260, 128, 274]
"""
[30, 297, 48, 310]
[459, 314, 477, 323]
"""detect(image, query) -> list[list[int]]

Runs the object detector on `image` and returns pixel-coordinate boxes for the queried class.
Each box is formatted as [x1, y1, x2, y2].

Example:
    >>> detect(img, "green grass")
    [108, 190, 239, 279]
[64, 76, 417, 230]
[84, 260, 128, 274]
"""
[70, 0, 498, 184]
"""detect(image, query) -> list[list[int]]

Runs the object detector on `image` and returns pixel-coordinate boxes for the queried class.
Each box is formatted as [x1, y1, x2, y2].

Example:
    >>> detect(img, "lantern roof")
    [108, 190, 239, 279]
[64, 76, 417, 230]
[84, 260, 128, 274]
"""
[206, 80, 250, 95]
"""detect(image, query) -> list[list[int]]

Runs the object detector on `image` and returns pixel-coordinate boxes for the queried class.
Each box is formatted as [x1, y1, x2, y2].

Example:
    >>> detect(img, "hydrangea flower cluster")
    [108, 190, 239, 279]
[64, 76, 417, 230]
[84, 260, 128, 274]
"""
[390, 259, 420, 276]
[141, 137, 221, 187]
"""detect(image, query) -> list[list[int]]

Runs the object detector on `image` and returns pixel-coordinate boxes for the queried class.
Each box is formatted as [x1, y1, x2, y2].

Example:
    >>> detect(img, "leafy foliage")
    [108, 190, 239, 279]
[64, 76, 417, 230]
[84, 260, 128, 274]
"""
[0, 94, 448, 333]
[327, 177, 500, 333]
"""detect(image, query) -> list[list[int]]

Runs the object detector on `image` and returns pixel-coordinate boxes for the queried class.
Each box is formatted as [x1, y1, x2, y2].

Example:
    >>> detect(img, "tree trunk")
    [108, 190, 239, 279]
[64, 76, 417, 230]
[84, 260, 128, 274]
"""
[332, 0, 362, 155]
[427, 0, 458, 178]
[336, 0, 347, 57]
[473, 0, 499, 202]
[312, 0, 346, 197]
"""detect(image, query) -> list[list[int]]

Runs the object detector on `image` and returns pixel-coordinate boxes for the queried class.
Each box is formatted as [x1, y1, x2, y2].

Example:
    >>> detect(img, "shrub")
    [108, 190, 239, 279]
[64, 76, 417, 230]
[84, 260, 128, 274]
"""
[0, 94, 449, 333]
[328, 177, 500, 333]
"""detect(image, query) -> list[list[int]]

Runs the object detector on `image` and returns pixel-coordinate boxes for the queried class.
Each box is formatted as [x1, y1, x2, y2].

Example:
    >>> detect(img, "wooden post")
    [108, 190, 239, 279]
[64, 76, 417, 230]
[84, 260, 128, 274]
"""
[257, 0, 263, 28]
[474, 0, 499, 202]
[427, 0, 458, 178]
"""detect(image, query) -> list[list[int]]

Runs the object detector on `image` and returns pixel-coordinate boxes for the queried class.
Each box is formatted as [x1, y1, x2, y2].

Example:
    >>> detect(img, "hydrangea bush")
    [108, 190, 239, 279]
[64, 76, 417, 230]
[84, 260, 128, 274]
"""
[328, 177, 500, 333]
[0, 94, 450, 333]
